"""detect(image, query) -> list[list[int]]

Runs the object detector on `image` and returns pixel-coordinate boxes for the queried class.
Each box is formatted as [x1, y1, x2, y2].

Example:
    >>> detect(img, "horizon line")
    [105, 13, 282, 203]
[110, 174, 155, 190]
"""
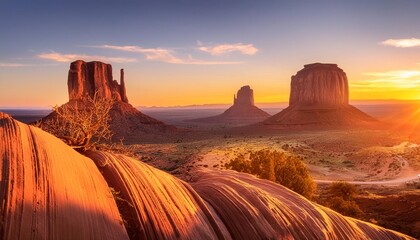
[1, 98, 419, 110]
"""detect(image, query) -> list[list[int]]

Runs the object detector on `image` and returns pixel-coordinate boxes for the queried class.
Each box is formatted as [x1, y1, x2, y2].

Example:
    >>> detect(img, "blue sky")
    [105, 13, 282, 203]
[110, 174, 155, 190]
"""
[1, 0, 420, 107]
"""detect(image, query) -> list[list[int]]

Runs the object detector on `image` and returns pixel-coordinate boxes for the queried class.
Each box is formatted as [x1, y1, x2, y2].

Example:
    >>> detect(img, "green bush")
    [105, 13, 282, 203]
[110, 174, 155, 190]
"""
[225, 149, 316, 199]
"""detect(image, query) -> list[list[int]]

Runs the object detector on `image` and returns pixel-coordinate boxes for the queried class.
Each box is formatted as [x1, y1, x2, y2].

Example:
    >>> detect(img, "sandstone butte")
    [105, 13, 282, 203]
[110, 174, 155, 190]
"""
[190, 85, 270, 124]
[42, 60, 176, 143]
[264, 63, 377, 127]
[0, 112, 413, 239]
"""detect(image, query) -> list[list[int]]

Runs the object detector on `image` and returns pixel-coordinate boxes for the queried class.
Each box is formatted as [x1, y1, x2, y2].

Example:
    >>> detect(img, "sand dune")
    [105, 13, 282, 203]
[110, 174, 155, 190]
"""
[0, 112, 414, 239]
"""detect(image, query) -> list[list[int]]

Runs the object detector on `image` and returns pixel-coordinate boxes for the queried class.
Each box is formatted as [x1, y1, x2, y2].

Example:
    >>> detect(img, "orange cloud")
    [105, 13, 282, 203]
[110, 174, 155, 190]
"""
[350, 70, 420, 99]
[381, 38, 420, 48]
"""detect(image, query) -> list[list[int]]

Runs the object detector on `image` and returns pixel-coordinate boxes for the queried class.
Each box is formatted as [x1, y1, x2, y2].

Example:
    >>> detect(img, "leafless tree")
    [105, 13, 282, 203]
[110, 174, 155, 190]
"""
[37, 92, 114, 150]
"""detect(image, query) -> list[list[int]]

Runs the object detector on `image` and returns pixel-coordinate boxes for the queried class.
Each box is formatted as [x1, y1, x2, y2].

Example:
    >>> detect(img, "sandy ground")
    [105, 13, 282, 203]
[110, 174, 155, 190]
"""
[130, 129, 420, 184]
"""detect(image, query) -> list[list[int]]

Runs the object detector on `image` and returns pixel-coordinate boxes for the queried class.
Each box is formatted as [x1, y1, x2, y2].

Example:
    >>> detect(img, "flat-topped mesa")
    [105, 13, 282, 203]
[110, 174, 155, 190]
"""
[289, 63, 349, 106]
[234, 85, 254, 106]
[68, 60, 128, 103]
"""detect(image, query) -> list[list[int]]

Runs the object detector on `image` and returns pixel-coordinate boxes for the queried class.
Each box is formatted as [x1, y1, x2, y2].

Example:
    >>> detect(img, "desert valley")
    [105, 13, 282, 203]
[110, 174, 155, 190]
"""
[1, 1, 420, 239]
[1, 59, 419, 239]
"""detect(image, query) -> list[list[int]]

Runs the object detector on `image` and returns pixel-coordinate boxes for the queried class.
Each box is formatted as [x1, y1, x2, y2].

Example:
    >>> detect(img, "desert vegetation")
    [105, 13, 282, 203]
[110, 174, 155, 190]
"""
[318, 181, 363, 218]
[225, 149, 316, 199]
[37, 92, 113, 150]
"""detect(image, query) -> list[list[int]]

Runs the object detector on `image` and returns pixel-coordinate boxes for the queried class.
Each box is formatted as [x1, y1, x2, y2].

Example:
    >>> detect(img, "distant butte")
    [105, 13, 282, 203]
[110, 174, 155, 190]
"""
[42, 60, 176, 143]
[190, 85, 270, 124]
[263, 63, 377, 127]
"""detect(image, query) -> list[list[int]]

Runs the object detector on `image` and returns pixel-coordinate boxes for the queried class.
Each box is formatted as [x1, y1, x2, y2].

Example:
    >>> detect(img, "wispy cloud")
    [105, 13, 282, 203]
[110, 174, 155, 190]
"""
[96, 45, 183, 63]
[197, 42, 258, 56]
[0, 62, 28, 67]
[381, 38, 420, 48]
[93, 44, 241, 65]
[37, 52, 137, 63]
[350, 70, 420, 90]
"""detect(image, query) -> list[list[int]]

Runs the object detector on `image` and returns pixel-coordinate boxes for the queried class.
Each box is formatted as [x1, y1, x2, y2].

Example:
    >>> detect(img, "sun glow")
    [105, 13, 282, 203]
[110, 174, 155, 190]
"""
[350, 70, 420, 100]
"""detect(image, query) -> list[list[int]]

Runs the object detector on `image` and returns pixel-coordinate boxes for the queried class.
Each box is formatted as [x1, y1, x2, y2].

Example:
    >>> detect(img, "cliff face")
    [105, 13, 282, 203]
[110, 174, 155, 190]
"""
[289, 63, 349, 106]
[68, 60, 128, 103]
[264, 63, 376, 127]
[41, 60, 175, 143]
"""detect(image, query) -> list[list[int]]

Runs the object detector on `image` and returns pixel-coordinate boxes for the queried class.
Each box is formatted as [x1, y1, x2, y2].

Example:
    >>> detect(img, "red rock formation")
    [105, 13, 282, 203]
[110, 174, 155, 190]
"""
[234, 85, 254, 106]
[42, 60, 176, 143]
[68, 60, 128, 103]
[0, 112, 129, 239]
[190, 85, 270, 125]
[264, 63, 376, 127]
[1, 113, 413, 239]
[290, 63, 349, 106]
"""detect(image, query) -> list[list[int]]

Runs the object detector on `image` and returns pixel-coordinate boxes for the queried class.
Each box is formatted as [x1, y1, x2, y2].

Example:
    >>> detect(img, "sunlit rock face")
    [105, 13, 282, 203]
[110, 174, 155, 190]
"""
[0, 112, 129, 240]
[43, 60, 176, 143]
[0, 113, 413, 239]
[68, 60, 128, 103]
[86, 150, 227, 239]
[191, 169, 413, 240]
[290, 63, 349, 106]
[264, 63, 376, 127]
[190, 85, 270, 124]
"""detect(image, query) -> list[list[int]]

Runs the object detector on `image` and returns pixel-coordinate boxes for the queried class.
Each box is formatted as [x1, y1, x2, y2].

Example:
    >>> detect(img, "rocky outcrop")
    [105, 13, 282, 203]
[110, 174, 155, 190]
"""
[68, 60, 128, 103]
[234, 85, 254, 106]
[0, 112, 129, 239]
[290, 63, 348, 106]
[264, 63, 376, 128]
[42, 60, 176, 143]
[190, 85, 270, 125]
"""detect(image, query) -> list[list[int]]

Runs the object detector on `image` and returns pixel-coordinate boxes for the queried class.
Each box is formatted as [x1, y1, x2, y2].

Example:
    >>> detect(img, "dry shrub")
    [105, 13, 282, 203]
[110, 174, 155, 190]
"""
[37, 92, 113, 150]
[226, 149, 316, 199]
[323, 181, 363, 218]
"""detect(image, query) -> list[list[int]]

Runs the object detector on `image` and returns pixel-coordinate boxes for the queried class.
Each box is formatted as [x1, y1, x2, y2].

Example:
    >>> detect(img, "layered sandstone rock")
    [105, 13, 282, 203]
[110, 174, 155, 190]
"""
[68, 60, 128, 103]
[264, 63, 376, 127]
[190, 85, 270, 125]
[0, 112, 129, 239]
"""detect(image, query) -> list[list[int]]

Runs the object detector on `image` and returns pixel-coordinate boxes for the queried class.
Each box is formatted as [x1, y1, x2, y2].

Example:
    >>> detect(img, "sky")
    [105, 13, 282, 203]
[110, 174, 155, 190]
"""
[1, 0, 420, 108]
